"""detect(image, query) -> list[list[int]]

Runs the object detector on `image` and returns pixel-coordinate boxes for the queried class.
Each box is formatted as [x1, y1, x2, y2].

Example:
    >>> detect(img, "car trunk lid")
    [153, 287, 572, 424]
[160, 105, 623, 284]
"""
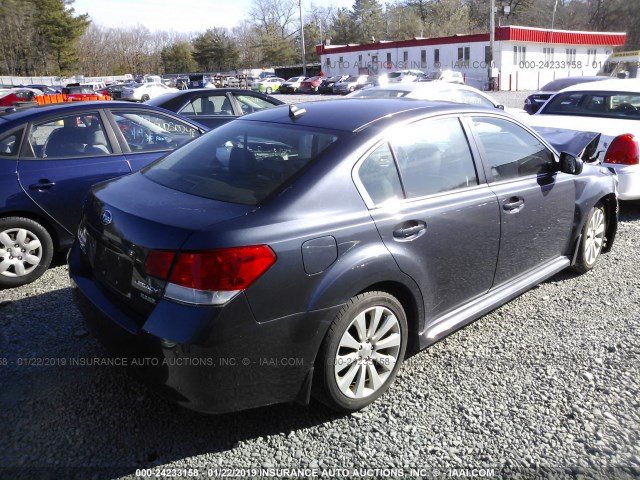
[81, 173, 254, 319]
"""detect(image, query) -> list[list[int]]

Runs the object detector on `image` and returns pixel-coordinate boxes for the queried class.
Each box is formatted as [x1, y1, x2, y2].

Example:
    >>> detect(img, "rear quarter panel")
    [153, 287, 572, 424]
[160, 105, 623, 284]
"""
[178, 136, 425, 329]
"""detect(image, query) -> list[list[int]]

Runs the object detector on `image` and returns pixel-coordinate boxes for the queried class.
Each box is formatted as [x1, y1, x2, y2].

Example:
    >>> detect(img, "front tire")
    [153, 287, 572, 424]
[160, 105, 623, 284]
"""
[314, 291, 408, 412]
[140, 94, 150, 102]
[0, 217, 54, 288]
[572, 203, 606, 273]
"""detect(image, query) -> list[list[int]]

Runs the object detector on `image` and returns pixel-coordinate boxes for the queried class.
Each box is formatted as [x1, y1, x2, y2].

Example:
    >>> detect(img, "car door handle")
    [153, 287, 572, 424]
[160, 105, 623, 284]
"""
[503, 197, 524, 212]
[29, 180, 56, 190]
[393, 221, 426, 239]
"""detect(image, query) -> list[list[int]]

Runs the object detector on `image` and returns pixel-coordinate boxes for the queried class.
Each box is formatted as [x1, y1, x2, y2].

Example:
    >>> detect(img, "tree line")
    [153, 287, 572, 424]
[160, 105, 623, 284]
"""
[1, 0, 638, 77]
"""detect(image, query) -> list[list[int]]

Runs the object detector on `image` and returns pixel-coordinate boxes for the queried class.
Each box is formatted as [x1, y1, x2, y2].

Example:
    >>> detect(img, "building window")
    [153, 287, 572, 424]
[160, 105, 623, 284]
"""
[386, 52, 392, 68]
[485, 46, 491, 64]
[434, 49, 440, 67]
[326, 57, 331, 66]
[358, 54, 362, 65]
[587, 48, 597, 66]
[457, 46, 470, 64]
[403, 51, 408, 63]
[513, 46, 526, 65]
[371, 55, 378, 71]
[566, 48, 576, 63]
[421, 50, 427, 68]
[543, 47, 554, 63]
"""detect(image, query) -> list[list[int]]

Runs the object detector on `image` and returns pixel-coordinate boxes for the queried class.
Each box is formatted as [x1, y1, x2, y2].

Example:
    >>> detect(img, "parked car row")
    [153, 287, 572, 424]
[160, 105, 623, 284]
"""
[247, 70, 466, 96]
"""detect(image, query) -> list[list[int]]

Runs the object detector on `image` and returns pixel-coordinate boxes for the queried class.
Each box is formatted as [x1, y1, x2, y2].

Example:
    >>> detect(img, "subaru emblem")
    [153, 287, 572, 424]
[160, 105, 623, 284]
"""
[101, 210, 113, 225]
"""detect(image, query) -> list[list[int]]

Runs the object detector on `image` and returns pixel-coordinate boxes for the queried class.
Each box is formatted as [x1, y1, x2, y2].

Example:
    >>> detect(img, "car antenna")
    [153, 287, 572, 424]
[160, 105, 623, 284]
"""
[289, 104, 306, 120]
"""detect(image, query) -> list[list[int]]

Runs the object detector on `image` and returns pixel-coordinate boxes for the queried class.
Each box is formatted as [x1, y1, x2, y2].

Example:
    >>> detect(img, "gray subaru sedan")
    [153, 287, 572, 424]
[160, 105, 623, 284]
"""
[69, 99, 617, 414]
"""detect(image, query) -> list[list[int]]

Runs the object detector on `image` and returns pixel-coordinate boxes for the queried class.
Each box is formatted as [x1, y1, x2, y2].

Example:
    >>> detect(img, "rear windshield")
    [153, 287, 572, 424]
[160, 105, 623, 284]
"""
[143, 120, 341, 205]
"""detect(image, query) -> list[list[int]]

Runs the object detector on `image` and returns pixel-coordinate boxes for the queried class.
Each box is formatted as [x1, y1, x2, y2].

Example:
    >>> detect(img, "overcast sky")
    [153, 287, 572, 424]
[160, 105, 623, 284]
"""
[72, 0, 353, 34]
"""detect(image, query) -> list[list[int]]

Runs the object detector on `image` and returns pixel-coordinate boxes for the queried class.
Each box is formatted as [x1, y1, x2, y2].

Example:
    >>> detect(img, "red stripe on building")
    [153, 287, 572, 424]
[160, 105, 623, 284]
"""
[316, 26, 626, 56]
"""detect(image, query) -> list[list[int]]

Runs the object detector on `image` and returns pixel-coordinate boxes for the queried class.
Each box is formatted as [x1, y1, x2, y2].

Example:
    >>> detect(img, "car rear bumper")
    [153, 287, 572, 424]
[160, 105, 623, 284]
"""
[606, 163, 640, 200]
[68, 243, 338, 414]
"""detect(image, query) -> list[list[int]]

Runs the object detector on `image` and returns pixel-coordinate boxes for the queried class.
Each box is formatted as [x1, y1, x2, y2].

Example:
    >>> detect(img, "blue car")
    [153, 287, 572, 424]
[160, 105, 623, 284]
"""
[69, 99, 617, 414]
[0, 101, 207, 288]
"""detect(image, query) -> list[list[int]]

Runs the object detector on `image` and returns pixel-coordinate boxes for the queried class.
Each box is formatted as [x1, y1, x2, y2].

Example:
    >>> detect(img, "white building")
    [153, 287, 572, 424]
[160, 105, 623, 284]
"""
[316, 26, 627, 91]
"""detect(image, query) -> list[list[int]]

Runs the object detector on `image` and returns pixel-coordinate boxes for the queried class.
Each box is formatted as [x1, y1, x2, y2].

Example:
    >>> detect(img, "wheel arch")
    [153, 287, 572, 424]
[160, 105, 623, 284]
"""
[599, 193, 618, 254]
[570, 193, 617, 267]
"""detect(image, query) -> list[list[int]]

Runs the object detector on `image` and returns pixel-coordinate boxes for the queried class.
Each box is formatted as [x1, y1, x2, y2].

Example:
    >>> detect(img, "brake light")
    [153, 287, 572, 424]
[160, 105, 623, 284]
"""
[169, 246, 276, 291]
[145, 251, 176, 279]
[145, 246, 276, 305]
[604, 134, 639, 165]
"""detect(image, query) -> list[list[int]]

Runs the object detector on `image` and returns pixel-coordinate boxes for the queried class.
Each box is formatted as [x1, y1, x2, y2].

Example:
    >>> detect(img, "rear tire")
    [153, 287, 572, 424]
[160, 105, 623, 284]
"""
[0, 217, 54, 288]
[141, 94, 150, 102]
[572, 203, 606, 274]
[314, 291, 407, 412]
[266, 87, 272, 94]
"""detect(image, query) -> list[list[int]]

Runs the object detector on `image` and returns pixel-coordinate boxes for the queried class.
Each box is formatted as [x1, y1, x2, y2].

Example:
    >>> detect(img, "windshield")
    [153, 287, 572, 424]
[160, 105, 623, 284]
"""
[542, 91, 640, 119]
[143, 120, 342, 205]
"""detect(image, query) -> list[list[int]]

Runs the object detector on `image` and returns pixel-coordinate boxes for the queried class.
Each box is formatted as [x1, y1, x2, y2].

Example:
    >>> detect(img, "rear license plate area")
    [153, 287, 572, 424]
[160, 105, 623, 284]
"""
[94, 244, 133, 295]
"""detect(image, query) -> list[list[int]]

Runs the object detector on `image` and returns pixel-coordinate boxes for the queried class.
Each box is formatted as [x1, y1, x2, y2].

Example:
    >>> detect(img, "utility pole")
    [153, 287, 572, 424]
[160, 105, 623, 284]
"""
[299, 0, 307, 77]
[489, 0, 495, 90]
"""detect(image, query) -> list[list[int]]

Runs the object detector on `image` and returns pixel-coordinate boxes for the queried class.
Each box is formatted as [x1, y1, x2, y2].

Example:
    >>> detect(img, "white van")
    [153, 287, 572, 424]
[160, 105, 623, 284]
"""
[80, 81, 107, 91]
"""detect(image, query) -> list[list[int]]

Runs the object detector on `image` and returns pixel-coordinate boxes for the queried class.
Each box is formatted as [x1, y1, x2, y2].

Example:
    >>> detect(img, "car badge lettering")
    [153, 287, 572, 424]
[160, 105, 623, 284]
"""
[135, 280, 160, 295]
[101, 210, 113, 225]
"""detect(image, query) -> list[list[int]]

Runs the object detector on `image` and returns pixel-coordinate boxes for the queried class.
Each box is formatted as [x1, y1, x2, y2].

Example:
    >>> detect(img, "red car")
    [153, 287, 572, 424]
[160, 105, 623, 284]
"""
[298, 75, 325, 93]
[0, 88, 40, 106]
[62, 85, 108, 101]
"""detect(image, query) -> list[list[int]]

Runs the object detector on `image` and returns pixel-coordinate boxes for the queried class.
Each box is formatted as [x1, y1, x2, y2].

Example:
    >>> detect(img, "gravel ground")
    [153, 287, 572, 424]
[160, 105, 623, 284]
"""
[0, 90, 639, 480]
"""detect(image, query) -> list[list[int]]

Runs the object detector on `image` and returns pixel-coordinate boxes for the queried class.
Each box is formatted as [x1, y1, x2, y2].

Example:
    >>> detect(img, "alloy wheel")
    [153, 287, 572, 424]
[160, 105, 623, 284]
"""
[334, 305, 402, 399]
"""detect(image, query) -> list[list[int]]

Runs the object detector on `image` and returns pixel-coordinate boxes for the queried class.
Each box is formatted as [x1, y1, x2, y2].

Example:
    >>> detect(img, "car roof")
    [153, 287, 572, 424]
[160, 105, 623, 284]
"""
[355, 82, 484, 95]
[237, 98, 496, 132]
[558, 78, 640, 93]
[539, 76, 608, 92]
[0, 100, 180, 125]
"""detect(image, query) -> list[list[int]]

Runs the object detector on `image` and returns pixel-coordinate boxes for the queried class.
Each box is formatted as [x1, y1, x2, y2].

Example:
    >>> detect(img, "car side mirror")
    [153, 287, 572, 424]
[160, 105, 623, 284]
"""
[559, 151, 584, 175]
[496, 104, 505, 110]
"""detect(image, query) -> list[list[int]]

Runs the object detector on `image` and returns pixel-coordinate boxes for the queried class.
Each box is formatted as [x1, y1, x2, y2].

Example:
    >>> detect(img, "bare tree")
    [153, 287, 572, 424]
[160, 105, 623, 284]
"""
[249, 0, 298, 38]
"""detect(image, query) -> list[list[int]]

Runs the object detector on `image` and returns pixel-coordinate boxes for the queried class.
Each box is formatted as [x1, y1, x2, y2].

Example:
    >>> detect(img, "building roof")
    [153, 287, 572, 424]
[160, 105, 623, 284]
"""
[316, 26, 627, 56]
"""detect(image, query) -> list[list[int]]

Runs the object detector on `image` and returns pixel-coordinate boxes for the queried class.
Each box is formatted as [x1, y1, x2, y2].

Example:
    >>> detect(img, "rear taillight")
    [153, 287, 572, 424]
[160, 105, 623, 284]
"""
[145, 246, 276, 305]
[604, 134, 639, 165]
[145, 251, 176, 279]
[169, 246, 276, 291]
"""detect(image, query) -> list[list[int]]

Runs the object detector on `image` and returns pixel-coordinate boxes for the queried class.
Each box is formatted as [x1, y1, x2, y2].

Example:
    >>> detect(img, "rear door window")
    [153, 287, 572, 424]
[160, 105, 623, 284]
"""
[179, 94, 234, 116]
[389, 117, 478, 198]
[357, 144, 404, 205]
[111, 110, 200, 152]
[29, 112, 112, 159]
